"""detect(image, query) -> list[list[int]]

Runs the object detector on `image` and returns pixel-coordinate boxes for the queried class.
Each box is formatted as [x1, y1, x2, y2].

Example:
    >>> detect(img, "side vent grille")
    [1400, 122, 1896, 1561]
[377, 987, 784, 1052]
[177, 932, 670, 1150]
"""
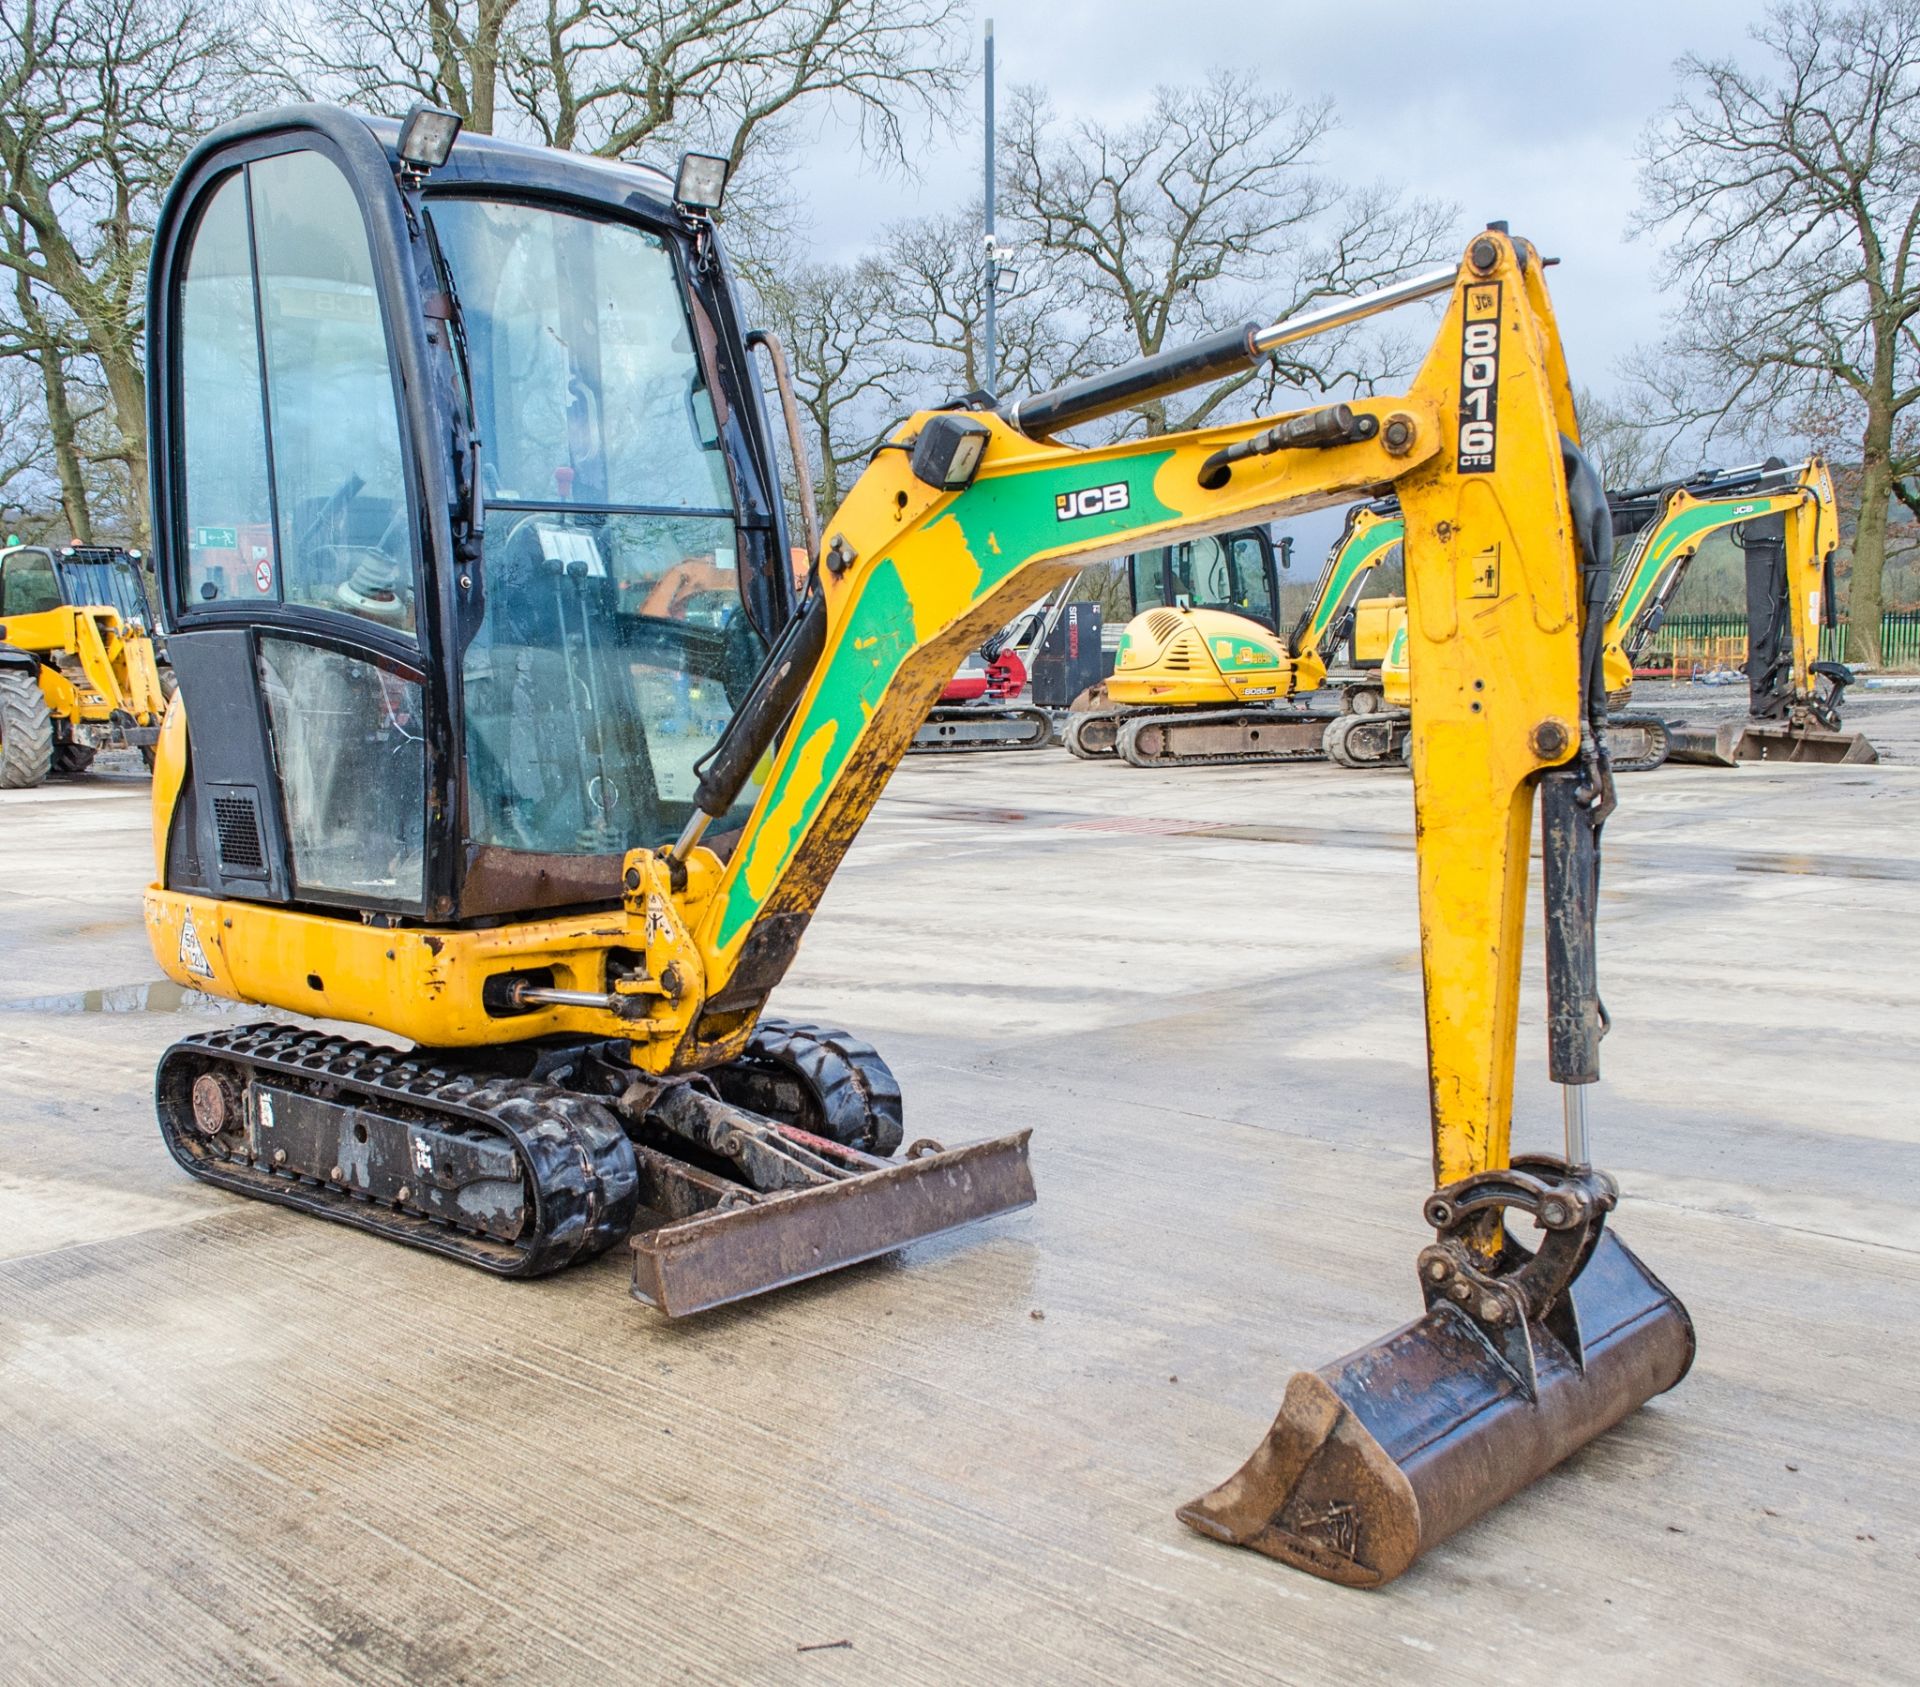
[1162, 632, 1206, 672]
[211, 789, 267, 877]
[1143, 609, 1186, 643]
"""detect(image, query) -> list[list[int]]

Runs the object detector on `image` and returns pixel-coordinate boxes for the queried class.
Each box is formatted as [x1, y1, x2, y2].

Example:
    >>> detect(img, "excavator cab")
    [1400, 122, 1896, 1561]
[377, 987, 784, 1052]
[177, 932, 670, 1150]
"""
[148, 115, 795, 920]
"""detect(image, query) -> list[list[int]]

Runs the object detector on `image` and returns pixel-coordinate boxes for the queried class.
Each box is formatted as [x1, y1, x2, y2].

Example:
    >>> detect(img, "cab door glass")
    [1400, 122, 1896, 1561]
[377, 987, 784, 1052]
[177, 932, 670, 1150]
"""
[258, 636, 425, 903]
[1129, 548, 1169, 611]
[179, 174, 275, 607]
[0, 551, 61, 616]
[250, 151, 416, 632]
[1228, 533, 1274, 625]
[431, 199, 767, 857]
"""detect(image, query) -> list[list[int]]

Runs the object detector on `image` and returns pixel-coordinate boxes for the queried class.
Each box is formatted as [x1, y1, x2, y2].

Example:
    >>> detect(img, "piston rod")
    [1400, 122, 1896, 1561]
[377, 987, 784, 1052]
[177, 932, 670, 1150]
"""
[1007, 265, 1459, 439]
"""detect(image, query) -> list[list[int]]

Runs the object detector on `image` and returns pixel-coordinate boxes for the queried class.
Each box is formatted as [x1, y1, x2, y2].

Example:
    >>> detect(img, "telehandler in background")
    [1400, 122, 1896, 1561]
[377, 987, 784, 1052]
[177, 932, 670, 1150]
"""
[0, 541, 168, 787]
[1063, 503, 1400, 764]
[143, 104, 1691, 1589]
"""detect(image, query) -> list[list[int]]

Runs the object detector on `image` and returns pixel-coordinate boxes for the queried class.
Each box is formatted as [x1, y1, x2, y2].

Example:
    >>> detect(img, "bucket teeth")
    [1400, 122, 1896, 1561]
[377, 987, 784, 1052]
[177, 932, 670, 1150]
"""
[1180, 1225, 1694, 1588]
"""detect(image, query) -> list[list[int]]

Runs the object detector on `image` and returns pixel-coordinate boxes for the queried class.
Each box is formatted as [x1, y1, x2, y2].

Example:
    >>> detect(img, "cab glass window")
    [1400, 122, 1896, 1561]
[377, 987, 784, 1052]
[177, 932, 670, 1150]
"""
[0, 550, 62, 617]
[1227, 532, 1274, 625]
[179, 174, 274, 609]
[430, 199, 766, 859]
[427, 199, 732, 511]
[250, 151, 415, 632]
[259, 636, 425, 904]
[459, 511, 763, 853]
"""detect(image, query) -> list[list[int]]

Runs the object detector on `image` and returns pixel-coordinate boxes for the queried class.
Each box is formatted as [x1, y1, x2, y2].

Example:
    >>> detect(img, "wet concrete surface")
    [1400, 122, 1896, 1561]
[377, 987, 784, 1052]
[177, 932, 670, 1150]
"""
[2, 710, 1917, 1683]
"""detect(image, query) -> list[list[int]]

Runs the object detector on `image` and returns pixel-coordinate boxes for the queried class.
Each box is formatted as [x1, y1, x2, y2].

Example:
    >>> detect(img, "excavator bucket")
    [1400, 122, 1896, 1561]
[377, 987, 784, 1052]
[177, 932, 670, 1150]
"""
[1180, 1166, 1694, 1587]
[1665, 718, 1877, 766]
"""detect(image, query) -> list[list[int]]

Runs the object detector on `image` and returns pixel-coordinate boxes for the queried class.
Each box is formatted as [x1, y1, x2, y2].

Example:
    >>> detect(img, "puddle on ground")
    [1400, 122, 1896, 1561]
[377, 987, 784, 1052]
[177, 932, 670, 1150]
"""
[0, 980, 228, 1015]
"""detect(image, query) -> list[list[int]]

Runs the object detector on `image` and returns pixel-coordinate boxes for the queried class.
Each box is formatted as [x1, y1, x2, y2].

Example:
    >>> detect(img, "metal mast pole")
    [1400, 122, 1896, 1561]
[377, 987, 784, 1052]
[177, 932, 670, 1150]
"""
[982, 17, 997, 396]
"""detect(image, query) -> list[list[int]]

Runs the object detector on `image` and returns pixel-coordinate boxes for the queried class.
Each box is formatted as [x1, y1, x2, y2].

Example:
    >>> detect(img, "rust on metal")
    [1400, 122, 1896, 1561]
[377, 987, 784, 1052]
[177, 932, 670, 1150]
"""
[1665, 718, 1877, 766]
[630, 1129, 1035, 1317]
[1178, 1158, 1694, 1587]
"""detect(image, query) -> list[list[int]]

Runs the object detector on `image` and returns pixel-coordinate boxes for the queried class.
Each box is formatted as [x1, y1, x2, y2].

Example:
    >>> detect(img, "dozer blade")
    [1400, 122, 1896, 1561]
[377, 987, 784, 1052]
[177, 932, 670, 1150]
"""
[1179, 1166, 1694, 1587]
[630, 1130, 1035, 1316]
[1665, 717, 1877, 766]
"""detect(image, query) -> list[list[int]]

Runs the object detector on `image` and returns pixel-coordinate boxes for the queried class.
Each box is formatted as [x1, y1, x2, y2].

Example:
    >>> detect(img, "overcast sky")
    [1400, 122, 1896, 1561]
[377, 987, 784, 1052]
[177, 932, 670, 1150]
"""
[793, 0, 1777, 403]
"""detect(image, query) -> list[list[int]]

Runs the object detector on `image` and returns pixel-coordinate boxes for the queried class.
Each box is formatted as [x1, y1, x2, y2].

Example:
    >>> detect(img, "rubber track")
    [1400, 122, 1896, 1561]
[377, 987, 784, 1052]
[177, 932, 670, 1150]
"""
[1118, 707, 1328, 768]
[155, 1023, 640, 1277]
[1064, 710, 1128, 759]
[1323, 711, 1408, 769]
[0, 669, 54, 789]
[910, 704, 1053, 754]
[726, 1017, 905, 1156]
[1605, 712, 1671, 774]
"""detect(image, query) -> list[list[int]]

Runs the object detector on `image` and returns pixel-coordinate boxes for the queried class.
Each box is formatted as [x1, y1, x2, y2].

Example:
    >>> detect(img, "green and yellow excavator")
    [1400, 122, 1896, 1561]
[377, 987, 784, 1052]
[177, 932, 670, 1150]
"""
[1063, 500, 1404, 765]
[1324, 457, 1875, 769]
[141, 105, 1692, 1588]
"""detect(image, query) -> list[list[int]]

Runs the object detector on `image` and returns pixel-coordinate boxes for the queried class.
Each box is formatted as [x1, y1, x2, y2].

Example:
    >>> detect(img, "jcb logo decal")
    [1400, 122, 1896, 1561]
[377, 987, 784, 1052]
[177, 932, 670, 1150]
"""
[1056, 482, 1131, 521]
[1458, 283, 1501, 473]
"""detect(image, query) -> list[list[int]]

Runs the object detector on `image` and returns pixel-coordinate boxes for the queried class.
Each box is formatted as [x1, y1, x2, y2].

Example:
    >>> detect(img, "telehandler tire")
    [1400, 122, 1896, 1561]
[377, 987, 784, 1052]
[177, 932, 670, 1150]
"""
[0, 670, 54, 789]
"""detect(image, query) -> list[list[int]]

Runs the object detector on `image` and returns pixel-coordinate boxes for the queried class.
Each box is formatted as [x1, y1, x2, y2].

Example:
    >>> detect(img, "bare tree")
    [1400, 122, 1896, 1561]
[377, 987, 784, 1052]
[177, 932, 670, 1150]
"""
[1636, 0, 1920, 664]
[1574, 386, 1681, 491]
[738, 247, 912, 515]
[0, 357, 59, 536]
[1001, 73, 1455, 436]
[0, 0, 261, 545]
[878, 206, 1091, 403]
[293, 0, 968, 171]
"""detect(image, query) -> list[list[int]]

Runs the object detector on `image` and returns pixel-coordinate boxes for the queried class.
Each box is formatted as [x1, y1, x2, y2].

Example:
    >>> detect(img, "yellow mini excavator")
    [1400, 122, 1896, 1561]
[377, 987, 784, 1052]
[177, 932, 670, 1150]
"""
[1324, 457, 1875, 769]
[1062, 496, 1404, 766]
[143, 105, 1692, 1588]
[0, 541, 169, 785]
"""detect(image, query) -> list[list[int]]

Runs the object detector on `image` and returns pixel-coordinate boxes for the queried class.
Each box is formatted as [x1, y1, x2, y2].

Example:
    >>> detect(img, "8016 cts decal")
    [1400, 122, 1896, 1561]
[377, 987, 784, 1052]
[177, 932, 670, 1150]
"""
[1458, 282, 1500, 473]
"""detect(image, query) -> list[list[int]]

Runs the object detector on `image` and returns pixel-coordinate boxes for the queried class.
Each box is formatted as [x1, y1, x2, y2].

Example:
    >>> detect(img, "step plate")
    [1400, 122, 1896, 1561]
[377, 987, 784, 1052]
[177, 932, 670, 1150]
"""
[630, 1130, 1035, 1316]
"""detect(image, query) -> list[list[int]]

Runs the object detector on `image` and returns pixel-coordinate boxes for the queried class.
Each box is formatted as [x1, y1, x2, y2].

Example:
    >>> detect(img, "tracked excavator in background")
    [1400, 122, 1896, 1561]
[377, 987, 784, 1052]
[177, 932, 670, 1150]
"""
[142, 104, 1692, 1589]
[1063, 497, 1404, 766]
[1325, 456, 1876, 769]
[1616, 458, 1874, 765]
[907, 583, 1072, 753]
[0, 541, 169, 786]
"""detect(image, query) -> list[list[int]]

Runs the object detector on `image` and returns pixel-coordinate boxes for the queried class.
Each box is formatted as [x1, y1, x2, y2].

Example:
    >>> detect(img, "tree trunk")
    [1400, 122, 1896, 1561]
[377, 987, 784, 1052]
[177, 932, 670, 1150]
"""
[93, 345, 149, 551]
[37, 347, 91, 543]
[1851, 404, 1893, 668]
[14, 273, 90, 542]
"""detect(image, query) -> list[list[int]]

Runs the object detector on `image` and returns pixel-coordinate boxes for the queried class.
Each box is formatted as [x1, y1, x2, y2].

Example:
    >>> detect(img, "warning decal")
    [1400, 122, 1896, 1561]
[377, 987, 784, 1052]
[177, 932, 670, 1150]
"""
[178, 911, 214, 979]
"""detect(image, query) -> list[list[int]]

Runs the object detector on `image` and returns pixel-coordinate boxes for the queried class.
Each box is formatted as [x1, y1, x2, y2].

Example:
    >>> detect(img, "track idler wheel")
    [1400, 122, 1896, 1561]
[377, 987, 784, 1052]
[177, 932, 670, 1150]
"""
[1178, 1155, 1694, 1587]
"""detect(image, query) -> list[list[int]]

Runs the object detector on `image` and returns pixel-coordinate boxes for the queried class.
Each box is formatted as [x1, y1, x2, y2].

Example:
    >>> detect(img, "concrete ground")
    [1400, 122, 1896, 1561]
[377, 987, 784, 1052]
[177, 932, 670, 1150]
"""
[3, 695, 1917, 1685]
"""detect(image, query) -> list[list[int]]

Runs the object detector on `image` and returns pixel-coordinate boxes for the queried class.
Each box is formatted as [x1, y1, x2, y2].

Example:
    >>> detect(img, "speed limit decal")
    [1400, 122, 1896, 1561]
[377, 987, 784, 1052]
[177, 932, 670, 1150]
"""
[1457, 282, 1501, 473]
